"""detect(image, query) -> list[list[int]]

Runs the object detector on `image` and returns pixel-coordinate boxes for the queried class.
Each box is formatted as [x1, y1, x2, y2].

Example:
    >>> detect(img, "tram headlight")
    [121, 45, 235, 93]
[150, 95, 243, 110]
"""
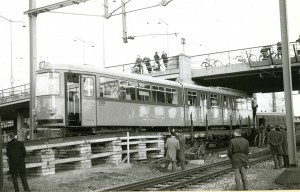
[48, 108, 57, 116]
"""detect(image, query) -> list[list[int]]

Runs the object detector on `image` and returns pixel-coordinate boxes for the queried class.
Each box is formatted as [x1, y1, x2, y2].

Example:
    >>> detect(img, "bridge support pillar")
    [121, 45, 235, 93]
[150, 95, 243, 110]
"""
[178, 54, 194, 84]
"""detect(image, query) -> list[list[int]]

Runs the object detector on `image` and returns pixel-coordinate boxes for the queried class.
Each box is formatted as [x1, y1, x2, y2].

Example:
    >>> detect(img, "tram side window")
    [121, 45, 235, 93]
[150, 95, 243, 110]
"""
[152, 86, 165, 103]
[187, 91, 197, 106]
[137, 83, 151, 102]
[83, 77, 94, 97]
[210, 94, 218, 107]
[237, 98, 247, 109]
[36, 72, 60, 96]
[200, 94, 208, 108]
[166, 88, 178, 104]
[119, 80, 136, 101]
[223, 96, 228, 108]
[99, 76, 119, 99]
[232, 98, 237, 110]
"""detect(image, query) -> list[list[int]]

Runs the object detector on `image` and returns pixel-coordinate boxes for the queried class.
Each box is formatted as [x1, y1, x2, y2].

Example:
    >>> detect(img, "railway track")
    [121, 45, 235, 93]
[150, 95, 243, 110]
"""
[104, 150, 271, 191]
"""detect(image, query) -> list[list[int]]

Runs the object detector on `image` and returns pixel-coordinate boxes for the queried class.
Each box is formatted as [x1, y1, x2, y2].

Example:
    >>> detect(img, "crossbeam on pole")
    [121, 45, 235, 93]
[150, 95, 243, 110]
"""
[24, 0, 90, 15]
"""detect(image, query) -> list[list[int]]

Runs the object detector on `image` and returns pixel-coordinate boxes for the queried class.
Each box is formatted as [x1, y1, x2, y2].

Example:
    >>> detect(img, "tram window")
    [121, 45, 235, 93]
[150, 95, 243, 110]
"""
[137, 83, 151, 102]
[36, 72, 60, 96]
[210, 94, 218, 107]
[152, 86, 165, 103]
[119, 80, 136, 101]
[200, 94, 207, 108]
[232, 98, 237, 110]
[83, 77, 94, 97]
[99, 76, 119, 99]
[228, 98, 232, 109]
[223, 96, 227, 108]
[166, 88, 178, 104]
[247, 99, 252, 110]
[237, 98, 247, 109]
[187, 91, 197, 106]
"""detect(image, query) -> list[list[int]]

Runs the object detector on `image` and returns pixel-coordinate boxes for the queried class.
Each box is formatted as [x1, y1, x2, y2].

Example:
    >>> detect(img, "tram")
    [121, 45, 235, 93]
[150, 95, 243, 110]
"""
[35, 62, 254, 137]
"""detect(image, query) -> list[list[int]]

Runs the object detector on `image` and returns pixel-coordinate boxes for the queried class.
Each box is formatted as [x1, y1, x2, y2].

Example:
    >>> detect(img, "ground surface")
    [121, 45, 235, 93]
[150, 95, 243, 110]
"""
[2, 147, 300, 192]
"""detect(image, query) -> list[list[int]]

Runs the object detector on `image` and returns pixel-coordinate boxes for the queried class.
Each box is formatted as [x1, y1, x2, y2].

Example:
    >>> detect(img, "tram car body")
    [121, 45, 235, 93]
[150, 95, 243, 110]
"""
[35, 62, 253, 136]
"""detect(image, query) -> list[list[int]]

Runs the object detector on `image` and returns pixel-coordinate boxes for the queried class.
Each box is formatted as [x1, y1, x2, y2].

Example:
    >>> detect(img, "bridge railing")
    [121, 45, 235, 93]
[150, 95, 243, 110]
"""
[0, 83, 30, 104]
[105, 56, 179, 74]
[191, 42, 300, 69]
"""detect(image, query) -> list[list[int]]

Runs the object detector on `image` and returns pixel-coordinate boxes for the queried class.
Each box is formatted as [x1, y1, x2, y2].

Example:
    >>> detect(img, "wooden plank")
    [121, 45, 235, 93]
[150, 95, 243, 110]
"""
[119, 135, 163, 140]
[85, 137, 119, 144]
[26, 162, 47, 168]
[49, 157, 87, 165]
[90, 151, 118, 159]
[47, 140, 85, 148]
[116, 141, 143, 145]
[25, 145, 48, 151]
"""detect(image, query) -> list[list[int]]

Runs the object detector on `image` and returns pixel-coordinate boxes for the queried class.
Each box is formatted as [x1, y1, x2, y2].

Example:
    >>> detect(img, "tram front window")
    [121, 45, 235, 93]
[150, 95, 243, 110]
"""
[36, 72, 60, 96]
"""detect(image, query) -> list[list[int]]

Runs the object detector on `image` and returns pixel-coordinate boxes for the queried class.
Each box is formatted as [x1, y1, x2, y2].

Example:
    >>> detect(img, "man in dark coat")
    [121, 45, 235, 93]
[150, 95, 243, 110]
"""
[228, 129, 249, 191]
[161, 51, 168, 68]
[154, 51, 161, 71]
[279, 125, 289, 167]
[267, 125, 283, 169]
[7, 132, 30, 192]
[164, 131, 180, 172]
[143, 56, 152, 73]
[176, 131, 186, 170]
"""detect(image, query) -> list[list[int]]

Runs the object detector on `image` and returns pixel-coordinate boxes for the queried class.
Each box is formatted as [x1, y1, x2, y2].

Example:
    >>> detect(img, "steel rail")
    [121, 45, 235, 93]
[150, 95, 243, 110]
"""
[104, 150, 271, 191]
[158, 155, 271, 191]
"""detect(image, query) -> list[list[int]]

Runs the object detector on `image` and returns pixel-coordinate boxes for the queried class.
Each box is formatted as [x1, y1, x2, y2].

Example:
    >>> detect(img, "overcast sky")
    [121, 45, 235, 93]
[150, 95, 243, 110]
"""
[0, 0, 299, 114]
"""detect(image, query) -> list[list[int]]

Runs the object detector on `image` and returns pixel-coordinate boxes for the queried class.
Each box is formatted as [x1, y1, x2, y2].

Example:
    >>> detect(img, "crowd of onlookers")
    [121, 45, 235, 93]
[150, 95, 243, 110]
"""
[132, 51, 169, 74]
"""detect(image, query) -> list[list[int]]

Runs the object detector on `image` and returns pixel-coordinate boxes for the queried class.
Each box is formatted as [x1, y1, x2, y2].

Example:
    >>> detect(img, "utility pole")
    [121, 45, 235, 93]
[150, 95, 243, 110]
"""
[121, 0, 128, 43]
[278, 0, 297, 167]
[272, 92, 276, 112]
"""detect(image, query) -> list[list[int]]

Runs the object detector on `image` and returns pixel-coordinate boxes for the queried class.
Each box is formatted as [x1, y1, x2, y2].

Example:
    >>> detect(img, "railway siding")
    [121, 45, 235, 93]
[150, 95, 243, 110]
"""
[1, 134, 165, 178]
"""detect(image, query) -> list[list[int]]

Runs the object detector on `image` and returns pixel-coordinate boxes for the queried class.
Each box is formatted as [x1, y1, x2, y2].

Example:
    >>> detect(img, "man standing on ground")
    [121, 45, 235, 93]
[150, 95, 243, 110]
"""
[267, 125, 283, 169]
[164, 131, 180, 172]
[177, 131, 186, 170]
[279, 125, 289, 167]
[228, 129, 249, 191]
[7, 132, 30, 192]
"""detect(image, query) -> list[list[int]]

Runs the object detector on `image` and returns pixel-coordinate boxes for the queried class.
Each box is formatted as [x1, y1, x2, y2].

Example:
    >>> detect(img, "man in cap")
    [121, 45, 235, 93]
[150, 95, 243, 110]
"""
[267, 125, 284, 169]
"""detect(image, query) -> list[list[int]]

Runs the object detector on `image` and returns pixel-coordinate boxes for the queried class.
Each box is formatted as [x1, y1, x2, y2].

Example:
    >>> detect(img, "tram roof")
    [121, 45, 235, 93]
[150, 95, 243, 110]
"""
[38, 62, 250, 97]
[38, 62, 182, 87]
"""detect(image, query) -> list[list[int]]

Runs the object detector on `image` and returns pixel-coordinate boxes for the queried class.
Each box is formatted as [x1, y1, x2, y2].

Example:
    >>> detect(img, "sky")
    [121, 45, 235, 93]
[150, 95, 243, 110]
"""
[0, 0, 300, 115]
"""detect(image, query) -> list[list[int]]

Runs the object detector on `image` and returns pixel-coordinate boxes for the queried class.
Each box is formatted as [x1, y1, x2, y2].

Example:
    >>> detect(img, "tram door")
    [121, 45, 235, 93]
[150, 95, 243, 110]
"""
[81, 75, 96, 126]
[66, 73, 81, 126]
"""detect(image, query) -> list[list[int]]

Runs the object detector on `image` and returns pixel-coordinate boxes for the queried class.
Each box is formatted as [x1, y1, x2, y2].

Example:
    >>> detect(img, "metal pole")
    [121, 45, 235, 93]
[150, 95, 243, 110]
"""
[10, 21, 14, 88]
[121, 0, 128, 43]
[29, 0, 37, 140]
[0, 116, 2, 190]
[127, 132, 130, 164]
[279, 0, 297, 167]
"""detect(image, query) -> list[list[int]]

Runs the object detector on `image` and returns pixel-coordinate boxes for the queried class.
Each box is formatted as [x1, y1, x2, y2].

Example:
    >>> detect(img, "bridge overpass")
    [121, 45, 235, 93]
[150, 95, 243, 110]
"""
[1, 43, 300, 136]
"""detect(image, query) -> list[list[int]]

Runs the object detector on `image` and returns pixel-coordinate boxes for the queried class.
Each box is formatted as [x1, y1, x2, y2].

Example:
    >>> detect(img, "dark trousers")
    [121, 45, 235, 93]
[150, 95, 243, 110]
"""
[234, 167, 248, 190]
[165, 160, 176, 172]
[283, 155, 289, 167]
[272, 154, 283, 168]
[11, 172, 30, 192]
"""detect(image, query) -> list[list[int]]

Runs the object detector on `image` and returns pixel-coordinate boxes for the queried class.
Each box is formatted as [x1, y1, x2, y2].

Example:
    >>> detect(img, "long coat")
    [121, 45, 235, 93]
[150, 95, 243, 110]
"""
[267, 130, 283, 155]
[280, 129, 288, 155]
[228, 136, 249, 169]
[165, 136, 180, 161]
[6, 138, 27, 173]
[177, 135, 186, 162]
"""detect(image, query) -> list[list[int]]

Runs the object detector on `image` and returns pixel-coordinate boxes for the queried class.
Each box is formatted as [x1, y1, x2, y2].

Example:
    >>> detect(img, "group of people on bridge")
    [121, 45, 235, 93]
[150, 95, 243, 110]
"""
[133, 51, 169, 74]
